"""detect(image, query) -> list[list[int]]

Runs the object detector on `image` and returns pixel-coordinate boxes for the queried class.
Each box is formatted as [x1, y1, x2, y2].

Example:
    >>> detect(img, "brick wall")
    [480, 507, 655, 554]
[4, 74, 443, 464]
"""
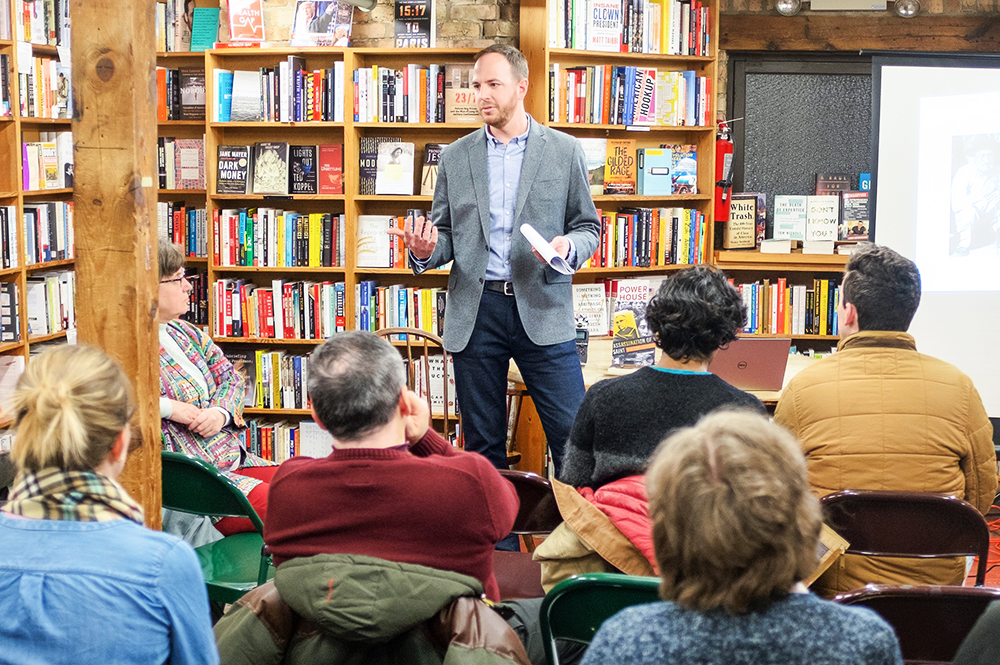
[219, 0, 519, 48]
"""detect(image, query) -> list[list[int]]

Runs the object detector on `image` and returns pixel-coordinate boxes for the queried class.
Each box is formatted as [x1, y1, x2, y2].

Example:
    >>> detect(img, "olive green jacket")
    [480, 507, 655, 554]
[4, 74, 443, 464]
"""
[214, 554, 530, 665]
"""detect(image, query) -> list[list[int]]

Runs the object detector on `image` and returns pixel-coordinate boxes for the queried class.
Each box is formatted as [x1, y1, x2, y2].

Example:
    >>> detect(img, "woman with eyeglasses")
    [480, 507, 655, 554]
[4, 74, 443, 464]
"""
[159, 242, 276, 535]
[0, 344, 218, 664]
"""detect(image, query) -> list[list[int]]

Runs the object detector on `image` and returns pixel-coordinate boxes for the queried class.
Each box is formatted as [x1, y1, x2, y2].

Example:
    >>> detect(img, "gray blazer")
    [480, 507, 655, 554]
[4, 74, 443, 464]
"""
[418, 121, 601, 353]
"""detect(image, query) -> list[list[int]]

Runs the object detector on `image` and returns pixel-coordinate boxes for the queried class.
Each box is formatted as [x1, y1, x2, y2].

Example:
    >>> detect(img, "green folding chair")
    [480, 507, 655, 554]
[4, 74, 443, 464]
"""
[539, 573, 662, 665]
[161, 451, 273, 606]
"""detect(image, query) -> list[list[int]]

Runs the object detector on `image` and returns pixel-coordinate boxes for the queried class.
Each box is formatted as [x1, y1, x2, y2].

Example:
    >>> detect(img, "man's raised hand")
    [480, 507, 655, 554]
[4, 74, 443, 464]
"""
[388, 214, 438, 260]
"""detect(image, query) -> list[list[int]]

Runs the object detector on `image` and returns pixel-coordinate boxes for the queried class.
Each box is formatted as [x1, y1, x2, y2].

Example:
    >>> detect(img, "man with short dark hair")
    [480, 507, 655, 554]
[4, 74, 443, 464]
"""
[263, 331, 519, 602]
[775, 244, 997, 597]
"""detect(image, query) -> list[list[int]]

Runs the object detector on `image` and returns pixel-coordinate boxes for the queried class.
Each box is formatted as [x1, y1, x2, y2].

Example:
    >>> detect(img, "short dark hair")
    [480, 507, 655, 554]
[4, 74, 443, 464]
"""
[475, 43, 529, 82]
[842, 244, 921, 332]
[645, 266, 746, 363]
[308, 332, 406, 441]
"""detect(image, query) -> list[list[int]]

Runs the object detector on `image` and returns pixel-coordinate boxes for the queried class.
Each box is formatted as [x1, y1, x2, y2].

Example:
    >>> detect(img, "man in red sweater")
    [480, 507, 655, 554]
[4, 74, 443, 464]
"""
[263, 331, 520, 602]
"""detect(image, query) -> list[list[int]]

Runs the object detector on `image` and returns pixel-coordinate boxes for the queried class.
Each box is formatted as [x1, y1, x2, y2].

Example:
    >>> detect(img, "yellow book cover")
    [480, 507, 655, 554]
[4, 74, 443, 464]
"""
[254, 348, 267, 408]
[820, 280, 829, 335]
[309, 213, 322, 267]
[272, 351, 283, 410]
[276, 214, 285, 268]
[604, 139, 636, 195]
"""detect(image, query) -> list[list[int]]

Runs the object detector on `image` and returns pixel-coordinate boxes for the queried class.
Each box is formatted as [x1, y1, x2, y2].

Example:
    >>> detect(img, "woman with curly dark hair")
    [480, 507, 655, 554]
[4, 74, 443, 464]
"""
[560, 266, 765, 489]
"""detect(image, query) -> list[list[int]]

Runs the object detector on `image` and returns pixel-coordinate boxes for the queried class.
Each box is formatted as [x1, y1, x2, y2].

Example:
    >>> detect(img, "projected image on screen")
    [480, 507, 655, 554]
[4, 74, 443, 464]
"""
[913, 88, 1000, 292]
[948, 134, 1000, 257]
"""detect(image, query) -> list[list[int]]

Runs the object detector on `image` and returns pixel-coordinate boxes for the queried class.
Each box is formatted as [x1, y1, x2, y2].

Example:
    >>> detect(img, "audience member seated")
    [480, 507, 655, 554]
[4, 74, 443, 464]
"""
[774, 244, 997, 597]
[158, 242, 276, 536]
[213, 553, 531, 665]
[953, 600, 1000, 664]
[535, 266, 765, 589]
[0, 345, 218, 664]
[580, 411, 904, 665]
[263, 331, 519, 602]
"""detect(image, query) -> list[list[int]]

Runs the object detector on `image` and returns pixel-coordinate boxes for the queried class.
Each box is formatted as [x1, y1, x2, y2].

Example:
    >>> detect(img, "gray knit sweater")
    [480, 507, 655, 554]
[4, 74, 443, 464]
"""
[580, 593, 903, 665]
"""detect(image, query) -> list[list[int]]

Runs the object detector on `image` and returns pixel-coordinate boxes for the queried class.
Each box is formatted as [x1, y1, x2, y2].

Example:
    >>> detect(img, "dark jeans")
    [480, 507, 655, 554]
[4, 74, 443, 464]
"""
[453, 290, 586, 478]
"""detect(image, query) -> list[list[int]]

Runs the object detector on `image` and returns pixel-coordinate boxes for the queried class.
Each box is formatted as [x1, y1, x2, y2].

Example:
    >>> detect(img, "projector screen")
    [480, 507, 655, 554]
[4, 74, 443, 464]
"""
[873, 55, 1000, 416]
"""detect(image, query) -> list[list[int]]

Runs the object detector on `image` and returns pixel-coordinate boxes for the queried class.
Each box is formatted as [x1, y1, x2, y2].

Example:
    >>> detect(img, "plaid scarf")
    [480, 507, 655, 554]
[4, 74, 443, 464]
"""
[2, 468, 145, 525]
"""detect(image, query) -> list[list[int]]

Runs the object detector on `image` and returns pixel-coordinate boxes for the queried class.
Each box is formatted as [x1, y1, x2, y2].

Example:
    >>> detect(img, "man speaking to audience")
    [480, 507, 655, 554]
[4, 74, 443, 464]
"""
[392, 45, 600, 490]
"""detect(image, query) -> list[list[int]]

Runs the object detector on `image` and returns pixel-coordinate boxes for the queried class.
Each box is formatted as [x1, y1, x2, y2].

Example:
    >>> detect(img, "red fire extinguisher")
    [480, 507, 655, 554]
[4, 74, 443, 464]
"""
[715, 121, 734, 224]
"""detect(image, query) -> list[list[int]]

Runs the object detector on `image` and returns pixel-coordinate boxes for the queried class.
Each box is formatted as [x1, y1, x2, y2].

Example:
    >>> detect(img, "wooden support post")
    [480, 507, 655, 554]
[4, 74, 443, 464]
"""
[71, 0, 162, 527]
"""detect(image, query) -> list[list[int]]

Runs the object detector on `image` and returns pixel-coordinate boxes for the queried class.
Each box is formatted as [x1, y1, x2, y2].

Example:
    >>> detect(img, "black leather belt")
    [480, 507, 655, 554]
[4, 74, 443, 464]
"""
[484, 280, 515, 296]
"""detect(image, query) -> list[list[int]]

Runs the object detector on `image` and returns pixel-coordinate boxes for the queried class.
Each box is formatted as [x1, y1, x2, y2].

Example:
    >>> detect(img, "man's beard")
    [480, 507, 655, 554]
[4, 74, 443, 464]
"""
[480, 95, 517, 128]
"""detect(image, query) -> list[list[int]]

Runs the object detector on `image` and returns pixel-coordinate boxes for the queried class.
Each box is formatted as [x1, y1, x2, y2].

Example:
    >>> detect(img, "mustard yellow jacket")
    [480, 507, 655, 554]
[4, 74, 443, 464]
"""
[774, 330, 997, 598]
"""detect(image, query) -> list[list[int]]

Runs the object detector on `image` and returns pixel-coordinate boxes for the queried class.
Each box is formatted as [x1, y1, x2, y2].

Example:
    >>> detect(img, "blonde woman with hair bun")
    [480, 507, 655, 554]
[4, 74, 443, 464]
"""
[0, 344, 218, 665]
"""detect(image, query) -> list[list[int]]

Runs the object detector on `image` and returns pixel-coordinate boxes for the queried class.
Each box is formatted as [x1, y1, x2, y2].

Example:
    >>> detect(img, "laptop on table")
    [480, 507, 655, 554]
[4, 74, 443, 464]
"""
[707, 338, 792, 392]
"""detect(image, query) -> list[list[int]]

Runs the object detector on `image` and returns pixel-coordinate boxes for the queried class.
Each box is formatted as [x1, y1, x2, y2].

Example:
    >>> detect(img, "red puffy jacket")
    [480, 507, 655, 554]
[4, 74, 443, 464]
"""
[577, 475, 657, 572]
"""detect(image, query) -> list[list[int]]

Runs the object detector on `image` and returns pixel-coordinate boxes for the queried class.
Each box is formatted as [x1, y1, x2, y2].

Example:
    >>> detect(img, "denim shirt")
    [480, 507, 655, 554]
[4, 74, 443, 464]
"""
[0, 513, 219, 665]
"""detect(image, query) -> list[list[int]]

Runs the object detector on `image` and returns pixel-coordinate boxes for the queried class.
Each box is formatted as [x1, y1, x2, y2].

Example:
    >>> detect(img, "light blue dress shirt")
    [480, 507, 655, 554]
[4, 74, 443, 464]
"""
[0, 512, 219, 665]
[413, 114, 576, 279]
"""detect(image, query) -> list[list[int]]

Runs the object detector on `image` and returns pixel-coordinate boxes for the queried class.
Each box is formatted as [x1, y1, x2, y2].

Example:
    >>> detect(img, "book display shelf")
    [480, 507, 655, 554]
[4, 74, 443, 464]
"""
[0, 0, 77, 431]
[519, 0, 720, 284]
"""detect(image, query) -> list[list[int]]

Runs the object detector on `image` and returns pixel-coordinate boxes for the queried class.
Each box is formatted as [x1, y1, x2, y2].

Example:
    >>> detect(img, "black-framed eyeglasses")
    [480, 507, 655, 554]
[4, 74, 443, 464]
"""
[160, 270, 191, 285]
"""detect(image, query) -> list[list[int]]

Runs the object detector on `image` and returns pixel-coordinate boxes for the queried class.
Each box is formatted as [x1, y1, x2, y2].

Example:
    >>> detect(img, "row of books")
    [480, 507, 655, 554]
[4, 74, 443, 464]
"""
[216, 143, 344, 196]
[235, 349, 311, 411]
[213, 279, 347, 340]
[212, 208, 346, 268]
[587, 206, 707, 268]
[158, 137, 205, 190]
[154, 0, 205, 53]
[22, 132, 73, 191]
[773, 192, 870, 243]
[582, 139, 698, 196]
[156, 66, 205, 121]
[17, 54, 70, 119]
[0, 55, 10, 117]
[16, 0, 70, 46]
[181, 271, 208, 327]
[0, 207, 19, 269]
[551, 66, 709, 127]
[214, 62, 347, 123]
[734, 278, 841, 337]
[550, 0, 710, 56]
[354, 283, 447, 338]
[238, 419, 334, 464]
[1, 283, 20, 343]
[25, 269, 75, 336]
[157, 202, 208, 258]
[353, 64, 460, 124]
[357, 139, 444, 198]
[23, 200, 73, 264]
[356, 212, 420, 269]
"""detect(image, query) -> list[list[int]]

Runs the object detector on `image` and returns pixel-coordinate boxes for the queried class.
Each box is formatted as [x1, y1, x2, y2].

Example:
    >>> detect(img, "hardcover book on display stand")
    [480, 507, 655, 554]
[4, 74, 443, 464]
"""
[374, 142, 415, 196]
[178, 67, 206, 121]
[444, 64, 478, 123]
[290, 0, 355, 47]
[773, 195, 807, 240]
[359, 136, 401, 196]
[815, 172, 851, 196]
[421, 143, 448, 196]
[604, 139, 636, 195]
[357, 215, 392, 268]
[319, 144, 344, 195]
[217, 145, 252, 194]
[840, 191, 870, 240]
[611, 279, 655, 368]
[394, 0, 435, 47]
[577, 138, 607, 196]
[805, 195, 840, 242]
[724, 194, 758, 250]
[660, 143, 697, 194]
[573, 283, 609, 337]
[289, 145, 319, 195]
[251, 142, 290, 195]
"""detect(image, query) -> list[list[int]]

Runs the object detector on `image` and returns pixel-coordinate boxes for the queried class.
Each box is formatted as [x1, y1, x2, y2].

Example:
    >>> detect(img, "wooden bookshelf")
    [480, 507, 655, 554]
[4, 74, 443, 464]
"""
[0, 1, 77, 369]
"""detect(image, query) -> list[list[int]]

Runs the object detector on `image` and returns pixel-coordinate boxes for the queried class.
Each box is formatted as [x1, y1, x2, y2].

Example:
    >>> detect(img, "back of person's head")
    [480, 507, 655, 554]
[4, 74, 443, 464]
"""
[158, 242, 185, 281]
[11, 345, 134, 474]
[842, 244, 921, 332]
[645, 265, 746, 363]
[308, 332, 407, 441]
[646, 411, 821, 614]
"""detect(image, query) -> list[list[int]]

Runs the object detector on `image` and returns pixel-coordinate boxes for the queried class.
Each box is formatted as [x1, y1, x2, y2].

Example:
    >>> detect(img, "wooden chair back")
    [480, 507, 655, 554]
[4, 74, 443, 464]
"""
[821, 490, 991, 585]
[835, 584, 1000, 663]
[498, 469, 561, 551]
[375, 328, 457, 442]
